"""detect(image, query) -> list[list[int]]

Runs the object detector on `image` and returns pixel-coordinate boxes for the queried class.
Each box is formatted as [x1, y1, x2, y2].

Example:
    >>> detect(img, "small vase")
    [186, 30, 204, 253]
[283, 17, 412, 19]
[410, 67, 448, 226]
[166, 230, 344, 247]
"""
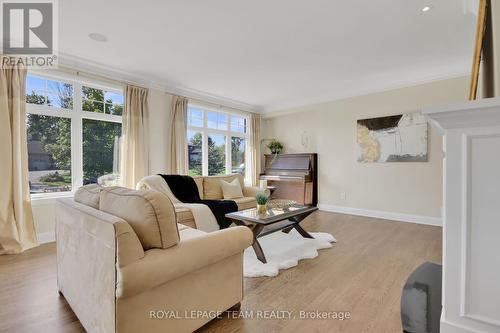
[257, 203, 267, 214]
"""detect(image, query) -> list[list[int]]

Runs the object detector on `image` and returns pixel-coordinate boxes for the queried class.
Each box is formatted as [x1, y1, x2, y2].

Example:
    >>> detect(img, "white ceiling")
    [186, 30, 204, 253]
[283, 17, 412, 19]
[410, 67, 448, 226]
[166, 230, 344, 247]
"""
[59, 0, 477, 113]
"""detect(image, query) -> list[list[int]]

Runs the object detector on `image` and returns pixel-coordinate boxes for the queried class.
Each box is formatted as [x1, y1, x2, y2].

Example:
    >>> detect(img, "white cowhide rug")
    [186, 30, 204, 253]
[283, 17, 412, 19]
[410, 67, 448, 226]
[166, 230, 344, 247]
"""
[243, 229, 336, 278]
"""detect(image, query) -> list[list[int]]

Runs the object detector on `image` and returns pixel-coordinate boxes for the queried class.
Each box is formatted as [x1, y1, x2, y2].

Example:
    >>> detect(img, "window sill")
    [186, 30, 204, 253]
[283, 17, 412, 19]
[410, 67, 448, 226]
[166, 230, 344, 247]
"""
[31, 192, 74, 206]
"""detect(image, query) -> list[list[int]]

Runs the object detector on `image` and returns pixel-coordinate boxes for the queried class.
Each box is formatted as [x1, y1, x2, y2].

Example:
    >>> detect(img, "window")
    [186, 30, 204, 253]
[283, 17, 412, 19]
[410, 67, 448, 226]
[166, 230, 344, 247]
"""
[82, 119, 122, 185]
[26, 74, 124, 196]
[208, 133, 226, 176]
[187, 107, 203, 127]
[207, 111, 228, 130]
[231, 136, 245, 175]
[26, 75, 73, 108]
[27, 115, 72, 193]
[82, 86, 123, 115]
[230, 115, 246, 133]
[187, 106, 248, 180]
[187, 130, 202, 176]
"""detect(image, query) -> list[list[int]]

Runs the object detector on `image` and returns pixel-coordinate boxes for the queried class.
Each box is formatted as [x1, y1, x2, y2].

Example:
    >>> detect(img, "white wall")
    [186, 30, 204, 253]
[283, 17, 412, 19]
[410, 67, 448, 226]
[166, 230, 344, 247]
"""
[32, 88, 173, 240]
[32, 202, 57, 241]
[263, 76, 469, 224]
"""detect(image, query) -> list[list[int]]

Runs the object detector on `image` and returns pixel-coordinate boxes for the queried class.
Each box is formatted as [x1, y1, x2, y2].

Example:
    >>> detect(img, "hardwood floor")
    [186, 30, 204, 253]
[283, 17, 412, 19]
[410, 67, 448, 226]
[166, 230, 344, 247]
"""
[0, 211, 442, 333]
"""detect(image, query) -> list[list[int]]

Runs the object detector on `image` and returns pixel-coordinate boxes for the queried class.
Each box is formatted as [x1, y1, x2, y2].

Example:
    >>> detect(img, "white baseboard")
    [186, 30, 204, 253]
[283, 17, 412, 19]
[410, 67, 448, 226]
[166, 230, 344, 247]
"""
[440, 319, 480, 333]
[37, 231, 55, 244]
[317, 203, 442, 227]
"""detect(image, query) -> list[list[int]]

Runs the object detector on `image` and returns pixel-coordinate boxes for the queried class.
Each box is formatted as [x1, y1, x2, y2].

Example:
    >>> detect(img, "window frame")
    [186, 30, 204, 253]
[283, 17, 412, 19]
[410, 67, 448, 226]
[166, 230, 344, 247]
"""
[26, 71, 124, 200]
[187, 103, 249, 182]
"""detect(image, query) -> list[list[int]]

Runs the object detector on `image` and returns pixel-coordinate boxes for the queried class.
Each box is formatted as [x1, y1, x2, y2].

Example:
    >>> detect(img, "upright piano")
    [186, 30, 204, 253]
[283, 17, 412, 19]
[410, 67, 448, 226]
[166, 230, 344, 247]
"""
[260, 153, 317, 206]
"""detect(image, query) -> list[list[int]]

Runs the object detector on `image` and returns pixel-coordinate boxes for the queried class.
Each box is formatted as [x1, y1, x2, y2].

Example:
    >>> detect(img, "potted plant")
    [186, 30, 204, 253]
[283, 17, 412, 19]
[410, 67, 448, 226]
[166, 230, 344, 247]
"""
[266, 139, 284, 154]
[255, 191, 270, 214]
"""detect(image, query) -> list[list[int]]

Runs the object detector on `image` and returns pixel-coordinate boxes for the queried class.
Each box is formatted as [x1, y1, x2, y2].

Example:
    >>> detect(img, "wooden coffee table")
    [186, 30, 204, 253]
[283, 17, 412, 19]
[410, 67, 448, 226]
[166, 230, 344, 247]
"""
[226, 205, 318, 263]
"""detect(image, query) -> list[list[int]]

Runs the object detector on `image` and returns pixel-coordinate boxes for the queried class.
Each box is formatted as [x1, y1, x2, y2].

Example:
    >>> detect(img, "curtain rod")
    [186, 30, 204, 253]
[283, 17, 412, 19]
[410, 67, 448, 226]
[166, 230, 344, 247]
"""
[56, 65, 129, 87]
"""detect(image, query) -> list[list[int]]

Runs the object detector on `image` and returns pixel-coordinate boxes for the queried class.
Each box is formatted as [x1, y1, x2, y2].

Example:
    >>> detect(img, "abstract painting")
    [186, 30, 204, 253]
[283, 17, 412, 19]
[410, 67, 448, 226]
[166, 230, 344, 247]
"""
[356, 112, 428, 163]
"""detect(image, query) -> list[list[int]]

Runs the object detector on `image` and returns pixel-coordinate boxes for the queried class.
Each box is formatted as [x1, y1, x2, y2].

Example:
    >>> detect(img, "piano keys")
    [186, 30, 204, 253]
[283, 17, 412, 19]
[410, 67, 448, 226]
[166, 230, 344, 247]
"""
[259, 153, 318, 206]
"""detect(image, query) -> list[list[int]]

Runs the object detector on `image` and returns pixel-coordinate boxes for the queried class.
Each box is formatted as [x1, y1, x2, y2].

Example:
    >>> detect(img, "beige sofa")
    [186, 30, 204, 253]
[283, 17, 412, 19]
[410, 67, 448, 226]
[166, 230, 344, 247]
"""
[137, 174, 261, 229]
[56, 185, 253, 333]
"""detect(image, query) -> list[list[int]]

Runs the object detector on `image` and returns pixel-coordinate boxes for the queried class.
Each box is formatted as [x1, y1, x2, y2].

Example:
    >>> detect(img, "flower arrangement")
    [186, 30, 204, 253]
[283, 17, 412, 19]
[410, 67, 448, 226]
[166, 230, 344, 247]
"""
[266, 139, 284, 154]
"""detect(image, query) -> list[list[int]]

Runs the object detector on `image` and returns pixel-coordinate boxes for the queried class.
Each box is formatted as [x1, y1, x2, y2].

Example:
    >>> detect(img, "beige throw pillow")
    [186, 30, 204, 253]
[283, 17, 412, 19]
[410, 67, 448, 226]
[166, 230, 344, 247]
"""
[99, 187, 180, 250]
[204, 174, 243, 199]
[220, 178, 244, 199]
[74, 184, 102, 209]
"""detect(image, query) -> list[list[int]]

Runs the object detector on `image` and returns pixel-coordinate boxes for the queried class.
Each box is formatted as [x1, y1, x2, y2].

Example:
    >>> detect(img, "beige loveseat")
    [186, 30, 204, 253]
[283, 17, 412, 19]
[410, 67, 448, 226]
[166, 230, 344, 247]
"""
[56, 185, 253, 333]
[137, 174, 261, 229]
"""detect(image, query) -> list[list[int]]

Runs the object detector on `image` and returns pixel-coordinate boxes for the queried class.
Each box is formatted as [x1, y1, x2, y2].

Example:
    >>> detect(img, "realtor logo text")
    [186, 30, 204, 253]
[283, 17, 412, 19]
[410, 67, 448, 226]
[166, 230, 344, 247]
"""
[149, 309, 352, 321]
[1, 0, 58, 67]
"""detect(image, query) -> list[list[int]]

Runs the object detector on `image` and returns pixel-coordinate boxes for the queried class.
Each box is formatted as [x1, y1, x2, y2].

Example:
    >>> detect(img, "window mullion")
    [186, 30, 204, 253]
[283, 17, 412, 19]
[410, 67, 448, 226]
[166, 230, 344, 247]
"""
[226, 136, 231, 175]
[72, 82, 83, 189]
[244, 138, 250, 185]
[202, 130, 208, 176]
[26, 105, 72, 118]
[81, 111, 121, 123]
[201, 109, 208, 176]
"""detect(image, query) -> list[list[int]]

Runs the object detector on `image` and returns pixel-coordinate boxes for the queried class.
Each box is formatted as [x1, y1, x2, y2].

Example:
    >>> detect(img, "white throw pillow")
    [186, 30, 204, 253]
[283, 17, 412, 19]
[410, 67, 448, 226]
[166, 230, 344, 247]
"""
[220, 178, 244, 199]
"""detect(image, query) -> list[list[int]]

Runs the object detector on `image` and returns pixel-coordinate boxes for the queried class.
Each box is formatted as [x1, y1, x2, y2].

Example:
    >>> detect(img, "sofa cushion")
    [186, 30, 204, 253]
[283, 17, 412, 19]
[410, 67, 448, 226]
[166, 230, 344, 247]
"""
[74, 184, 102, 209]
[220, 178, 244, 199]
[175, 206, 198, 228]
[177, 223, 190, 231]
[179, 226, 207, 241]
[233, 197, 257, 210]
[137, 175, 204, 202]
[99, 187, 180, 250]
[173, 197, 256, 225]
[203, 174, 244, 200]
[175, 207, 194, 223]
[193, 177, 204, 199]
[136, 175, 181, 203]
[116, 226, 252, 299]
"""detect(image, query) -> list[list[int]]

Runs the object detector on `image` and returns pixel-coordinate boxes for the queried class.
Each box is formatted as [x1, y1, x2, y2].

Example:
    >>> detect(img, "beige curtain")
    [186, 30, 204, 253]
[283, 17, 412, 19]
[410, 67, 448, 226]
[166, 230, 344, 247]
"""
[120, 85, 149, 188]
[0, 66, 38, 254]
[248, 113, 261, 186]
[169, 96, 188, 174]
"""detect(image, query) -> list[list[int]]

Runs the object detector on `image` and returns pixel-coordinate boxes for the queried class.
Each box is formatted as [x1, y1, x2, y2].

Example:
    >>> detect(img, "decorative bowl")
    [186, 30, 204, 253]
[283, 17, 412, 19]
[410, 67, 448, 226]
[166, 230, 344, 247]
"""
[268, 199, 296, 210]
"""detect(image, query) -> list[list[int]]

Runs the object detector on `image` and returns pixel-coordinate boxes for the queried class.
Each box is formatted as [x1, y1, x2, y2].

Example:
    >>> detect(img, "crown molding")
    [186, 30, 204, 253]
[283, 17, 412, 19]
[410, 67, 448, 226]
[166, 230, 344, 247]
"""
[55, 53, 469, 117]
[262, 70, 470, 118]
[56, 52, 263, 113]
[423, 96, 500, 133]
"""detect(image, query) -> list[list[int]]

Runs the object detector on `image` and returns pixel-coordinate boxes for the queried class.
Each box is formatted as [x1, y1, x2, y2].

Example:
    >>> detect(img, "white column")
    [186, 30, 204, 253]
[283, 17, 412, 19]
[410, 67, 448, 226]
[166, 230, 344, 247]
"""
[423, 97, 500, 333]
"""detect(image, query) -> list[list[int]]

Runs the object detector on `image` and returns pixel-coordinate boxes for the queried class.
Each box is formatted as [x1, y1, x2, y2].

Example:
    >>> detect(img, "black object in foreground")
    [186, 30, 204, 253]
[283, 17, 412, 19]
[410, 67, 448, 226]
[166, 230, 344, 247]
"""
[401, 261, 442, 333]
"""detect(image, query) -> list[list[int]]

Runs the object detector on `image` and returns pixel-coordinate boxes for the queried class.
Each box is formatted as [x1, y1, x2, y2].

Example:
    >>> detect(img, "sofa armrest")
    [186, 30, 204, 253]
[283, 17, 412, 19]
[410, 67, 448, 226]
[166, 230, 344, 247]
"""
[56, 198, 145, 333]
[116, 226, 253, 299]
[243, 185, 262, 197]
